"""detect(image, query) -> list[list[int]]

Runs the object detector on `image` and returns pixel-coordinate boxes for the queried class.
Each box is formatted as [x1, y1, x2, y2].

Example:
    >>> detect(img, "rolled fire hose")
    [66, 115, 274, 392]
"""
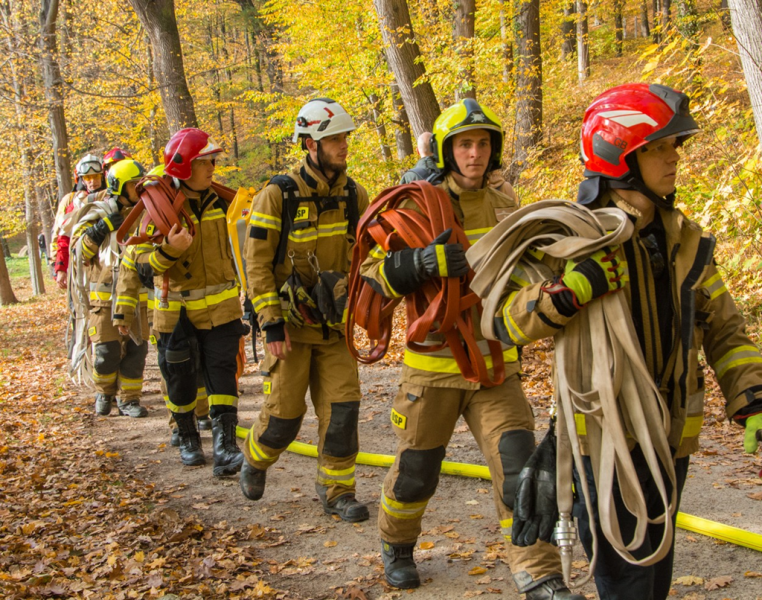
[466, 200, 677, 587]
[234, 427, 762, 553]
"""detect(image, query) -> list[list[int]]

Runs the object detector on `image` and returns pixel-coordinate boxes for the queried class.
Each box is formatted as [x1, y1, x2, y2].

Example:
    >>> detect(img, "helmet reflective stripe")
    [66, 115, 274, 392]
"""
[598, 110, 658, 128]
[292, 98, 356, 143]
[76, 154, 103, 176]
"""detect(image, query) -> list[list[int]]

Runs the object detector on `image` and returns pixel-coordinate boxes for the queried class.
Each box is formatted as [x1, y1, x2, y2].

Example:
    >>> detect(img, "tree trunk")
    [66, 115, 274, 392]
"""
[25, 194, 45, 296]
[128, 0, 198, 132]
[662, 0, 672, 31]
[577, 1, 590, 83]
[561, 3, 577, 60]
[391, 82, 414, 159]
[653, 0, 661, 42]
[720, 0, 731, 29]
[38, 0, 72, 200]
[453, 0, 476, 99]
[499, 0, 514, 83]
[614, 0, 624, 56]
[676, 0, 698, 39]
[369, 93, 393, 161]
[36, 183, 54, 271]
[641, 0, 651, 36]
[511, 0, 543, 182]
[728, 0, 762, 148]
[374, 0, 440, 139]
[0, 244, 19, 306]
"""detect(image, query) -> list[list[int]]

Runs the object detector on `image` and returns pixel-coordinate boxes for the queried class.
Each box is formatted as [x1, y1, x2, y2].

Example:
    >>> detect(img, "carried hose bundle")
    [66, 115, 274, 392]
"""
[466, 199, 677, 586]
[346, 181, 505, 388]
[115, 177, 236, 308]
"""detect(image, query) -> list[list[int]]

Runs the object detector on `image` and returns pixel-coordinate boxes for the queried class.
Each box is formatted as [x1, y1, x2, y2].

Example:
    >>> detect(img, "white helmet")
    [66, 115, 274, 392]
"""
[292, 98, 356, 144]
[75, 153, 103, 176]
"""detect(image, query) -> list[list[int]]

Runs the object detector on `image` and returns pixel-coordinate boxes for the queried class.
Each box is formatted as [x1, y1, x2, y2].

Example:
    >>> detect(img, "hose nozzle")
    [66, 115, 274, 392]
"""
[555, 511, 577, 585]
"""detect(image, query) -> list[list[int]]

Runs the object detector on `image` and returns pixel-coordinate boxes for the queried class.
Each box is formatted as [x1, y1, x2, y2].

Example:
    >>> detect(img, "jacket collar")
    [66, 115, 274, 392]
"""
[298, 157, 348, 196]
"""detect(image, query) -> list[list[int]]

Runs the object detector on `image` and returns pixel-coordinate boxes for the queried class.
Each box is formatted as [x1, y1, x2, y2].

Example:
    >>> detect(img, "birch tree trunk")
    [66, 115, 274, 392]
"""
[38, 0, 72, 199]
[128, 0, 198, 132]
[727, 0, 762, 147]
[577, 1, 590, 82]
[511, 0, 542, 182]
[374, 0, 440, 138]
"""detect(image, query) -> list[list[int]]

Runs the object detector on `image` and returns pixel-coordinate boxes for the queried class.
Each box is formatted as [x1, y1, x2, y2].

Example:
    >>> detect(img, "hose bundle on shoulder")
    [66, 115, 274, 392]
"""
[466, 199, 677, 585]
[346, 181, 505, 387]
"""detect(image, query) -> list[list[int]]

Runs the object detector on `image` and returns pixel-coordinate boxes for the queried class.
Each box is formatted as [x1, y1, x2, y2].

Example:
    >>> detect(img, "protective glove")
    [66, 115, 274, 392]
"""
[512, 422, 558, 547]
[383, 228, 469, 296]
[743, 413, 762, 453]
[312, 270, 348, 325]
[563, 246, 627, 305]
[86, 212, 125, 246]
[280, 272, 320, 328]
[136, 262, 155, 289]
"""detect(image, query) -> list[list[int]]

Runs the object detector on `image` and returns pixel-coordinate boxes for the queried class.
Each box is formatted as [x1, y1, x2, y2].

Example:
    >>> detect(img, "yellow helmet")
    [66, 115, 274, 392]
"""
[107, 159, 146, 197]
[431, 98, 504, 173]
[147, 164, 165, 177]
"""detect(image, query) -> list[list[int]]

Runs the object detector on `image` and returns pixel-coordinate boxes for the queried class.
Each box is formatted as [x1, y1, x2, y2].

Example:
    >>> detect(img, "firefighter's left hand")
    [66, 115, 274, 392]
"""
[743, 413, 762, 453]
[117, 325, 130, 336]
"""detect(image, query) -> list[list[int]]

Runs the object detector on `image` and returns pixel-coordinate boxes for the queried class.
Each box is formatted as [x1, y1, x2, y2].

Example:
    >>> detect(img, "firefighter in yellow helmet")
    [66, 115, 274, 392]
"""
[357, 99, 581, 599]
[239, 98, 371, 522]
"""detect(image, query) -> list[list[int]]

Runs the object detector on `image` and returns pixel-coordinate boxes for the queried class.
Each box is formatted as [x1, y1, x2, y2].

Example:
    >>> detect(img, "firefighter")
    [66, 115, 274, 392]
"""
[103, 147, 133, 175]
[72, 159, 149, 417]
[53, 154, 107, 289]
[121, 129, 245, 477]
[357, 99, 582, 599]
[498, 84, 762, 599]
[239, 98, 371, 523]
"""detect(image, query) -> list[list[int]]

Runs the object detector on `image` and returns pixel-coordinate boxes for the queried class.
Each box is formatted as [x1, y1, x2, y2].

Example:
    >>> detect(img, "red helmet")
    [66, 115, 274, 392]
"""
[103, 147, 133, 169]
[163, 128, 223, 180]
[580, 83, 700, 180]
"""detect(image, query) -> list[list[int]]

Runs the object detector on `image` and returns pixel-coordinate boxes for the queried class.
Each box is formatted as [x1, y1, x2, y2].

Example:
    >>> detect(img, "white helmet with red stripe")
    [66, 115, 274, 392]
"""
[292, 98, 355, 144]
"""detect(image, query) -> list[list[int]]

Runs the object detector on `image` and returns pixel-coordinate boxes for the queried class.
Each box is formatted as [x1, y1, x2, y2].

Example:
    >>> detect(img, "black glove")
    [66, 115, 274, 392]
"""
[382, 229, 469, 296]
[312, 270, 348, 325]
[86, 212, 125, 246]
[512, 422, 558, 547]
[262, 320, 286, 344]
[136, 262, 154, 289]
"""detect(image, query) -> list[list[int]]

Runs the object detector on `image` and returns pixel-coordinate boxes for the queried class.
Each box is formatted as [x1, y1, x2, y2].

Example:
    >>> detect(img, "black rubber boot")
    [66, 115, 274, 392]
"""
[174, 412, 205, 466]
[240, 460, 267, 500]
[523, 576, 586, 600]
[170, 427, 180, 447]
[197, 416, 212, 430]
[315, 484, 369, 522]
[117, 400, 148, 418]
[380, 541, 420, 589]
[95, 393, 113, 416]
[211, 413, 244, 477]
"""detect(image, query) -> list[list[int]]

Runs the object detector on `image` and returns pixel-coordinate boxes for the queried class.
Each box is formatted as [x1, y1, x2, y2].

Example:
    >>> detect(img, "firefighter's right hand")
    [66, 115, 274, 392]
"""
[117, 325, 130, 336]
[264, 322, 291, 360]
[166, 223, 192, 253]
[415, 229, 469, 279]
[562, 246, 628, 305]
[55, 271, 67, 290]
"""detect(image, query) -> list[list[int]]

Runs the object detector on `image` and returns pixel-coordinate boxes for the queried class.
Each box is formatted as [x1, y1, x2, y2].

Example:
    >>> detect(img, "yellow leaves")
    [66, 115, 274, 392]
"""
[324, 540, 338, 547]
[419, 541, 435, 550]
[133, 551, 145, 563]
[468, 566, 487, 576]
[105, 452, 120, 459]
[675, 575, 704, 586]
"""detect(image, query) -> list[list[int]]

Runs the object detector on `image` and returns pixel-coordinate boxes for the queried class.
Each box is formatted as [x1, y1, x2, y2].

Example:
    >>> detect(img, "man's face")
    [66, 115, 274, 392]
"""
[186, 157, 216, 191]
[314, 133, 349, 174]
[82, 173, 102, 193]
[122, 181, 139, 205]
[636, 136, 680, 197]
[451, 129, 491, 180]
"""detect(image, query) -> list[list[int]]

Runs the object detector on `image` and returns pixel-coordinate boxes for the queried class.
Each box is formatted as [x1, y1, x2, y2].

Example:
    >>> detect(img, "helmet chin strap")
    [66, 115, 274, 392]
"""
[622, 152, 675, 210]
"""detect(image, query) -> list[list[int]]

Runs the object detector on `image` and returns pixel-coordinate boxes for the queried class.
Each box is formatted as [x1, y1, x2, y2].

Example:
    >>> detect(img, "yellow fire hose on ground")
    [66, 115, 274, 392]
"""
[235, 426, 762, 553]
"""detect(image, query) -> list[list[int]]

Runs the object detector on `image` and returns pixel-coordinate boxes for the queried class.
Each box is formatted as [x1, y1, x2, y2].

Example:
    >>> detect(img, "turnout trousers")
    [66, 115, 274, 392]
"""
[243, 336, 362, 503]
[157, 318, 244, 419]
[89, 305, 148, 402]
[378, 373, 563, 585]
[573, 447, 690, 600]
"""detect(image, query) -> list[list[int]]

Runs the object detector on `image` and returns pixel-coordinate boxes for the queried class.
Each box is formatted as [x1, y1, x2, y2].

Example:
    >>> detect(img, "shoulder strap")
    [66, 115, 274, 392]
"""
[344, 177, 359, 241]
[269, 175, 300, 267]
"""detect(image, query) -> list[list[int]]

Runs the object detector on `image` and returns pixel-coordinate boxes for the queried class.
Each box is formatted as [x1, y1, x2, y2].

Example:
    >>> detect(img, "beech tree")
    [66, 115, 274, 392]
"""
[727, 0, 762, 147]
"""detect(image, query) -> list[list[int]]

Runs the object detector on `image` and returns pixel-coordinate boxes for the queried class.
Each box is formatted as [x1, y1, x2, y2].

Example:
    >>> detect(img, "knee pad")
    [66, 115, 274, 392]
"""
[93, 340, 121, 375]
[393, 446, 446, 503]
[259, 415, 303, 450]
[498, 429, 535, 509]
[322, 401, 360, 458]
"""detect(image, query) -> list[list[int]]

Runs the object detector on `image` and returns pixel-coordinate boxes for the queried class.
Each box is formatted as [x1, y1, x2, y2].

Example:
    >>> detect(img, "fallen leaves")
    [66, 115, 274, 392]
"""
[704, 575, 733, 590]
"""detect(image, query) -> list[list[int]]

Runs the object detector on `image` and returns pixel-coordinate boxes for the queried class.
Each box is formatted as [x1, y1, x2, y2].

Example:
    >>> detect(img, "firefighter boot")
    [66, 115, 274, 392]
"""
[315, 484, 370, 522]
[174, 412, 205, 466]
[240, 461, 267, 500]
[117, 400, 148, 418]
[170, 428, 180, 447]
[381, 541, 420, 589]
[95, 393, 114, 416]
[522, 576, 585, 600]
[211, 413, 244, 477]
[197, 416, 212, 430]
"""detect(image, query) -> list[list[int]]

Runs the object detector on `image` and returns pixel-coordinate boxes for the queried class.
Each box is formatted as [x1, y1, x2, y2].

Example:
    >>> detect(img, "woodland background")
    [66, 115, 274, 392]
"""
[0, 0, 761, 331]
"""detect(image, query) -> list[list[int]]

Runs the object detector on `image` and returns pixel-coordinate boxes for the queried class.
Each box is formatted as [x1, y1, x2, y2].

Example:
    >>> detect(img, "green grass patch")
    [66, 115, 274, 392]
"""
[5, 256, 29, 279]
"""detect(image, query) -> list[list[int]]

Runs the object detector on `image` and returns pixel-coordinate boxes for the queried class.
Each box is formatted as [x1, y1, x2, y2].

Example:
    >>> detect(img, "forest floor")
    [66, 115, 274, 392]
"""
[2, 280, 762, 600]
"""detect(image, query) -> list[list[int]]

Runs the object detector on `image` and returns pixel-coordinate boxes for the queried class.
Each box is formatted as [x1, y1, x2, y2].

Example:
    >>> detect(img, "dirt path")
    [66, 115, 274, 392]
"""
[89, 338, 762, 600]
